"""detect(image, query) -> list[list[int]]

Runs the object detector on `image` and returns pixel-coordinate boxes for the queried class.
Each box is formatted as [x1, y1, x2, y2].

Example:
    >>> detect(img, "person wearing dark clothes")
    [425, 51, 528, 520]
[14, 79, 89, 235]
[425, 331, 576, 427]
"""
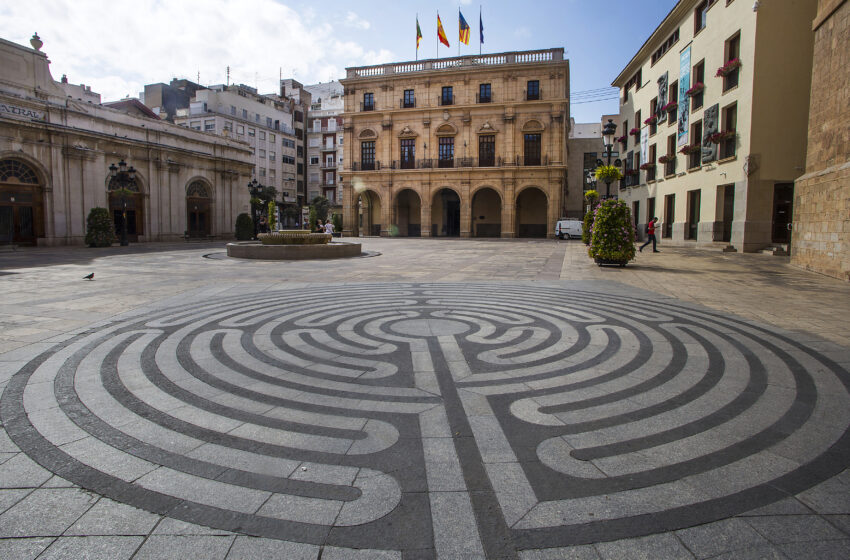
[639, 217, 660, 253]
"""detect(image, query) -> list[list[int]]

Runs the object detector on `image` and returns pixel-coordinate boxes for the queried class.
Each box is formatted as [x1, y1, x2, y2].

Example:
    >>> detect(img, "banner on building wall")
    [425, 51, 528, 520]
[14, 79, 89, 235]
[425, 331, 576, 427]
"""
[640, 126, 649, 165]
[657, 71, 669, 124]
[678, 46, 691, 147]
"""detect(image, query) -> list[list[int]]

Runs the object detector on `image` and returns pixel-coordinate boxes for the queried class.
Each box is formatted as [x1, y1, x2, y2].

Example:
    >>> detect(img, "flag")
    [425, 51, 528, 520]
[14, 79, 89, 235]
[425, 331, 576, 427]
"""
[416, 17, 422, 50]
[480, 10, 484, 44]
[437, 14, 450, 47]
[459, 10, 470, 45]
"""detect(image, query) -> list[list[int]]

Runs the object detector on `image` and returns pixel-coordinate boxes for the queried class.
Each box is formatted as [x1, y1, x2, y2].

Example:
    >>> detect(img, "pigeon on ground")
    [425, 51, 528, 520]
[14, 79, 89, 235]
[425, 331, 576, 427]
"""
[83, 273, 94, 280]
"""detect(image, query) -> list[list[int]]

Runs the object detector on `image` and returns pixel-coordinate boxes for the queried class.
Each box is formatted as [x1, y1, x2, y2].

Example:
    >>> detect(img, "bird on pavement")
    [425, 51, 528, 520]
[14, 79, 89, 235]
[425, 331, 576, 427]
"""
[83, 273, 94, 280]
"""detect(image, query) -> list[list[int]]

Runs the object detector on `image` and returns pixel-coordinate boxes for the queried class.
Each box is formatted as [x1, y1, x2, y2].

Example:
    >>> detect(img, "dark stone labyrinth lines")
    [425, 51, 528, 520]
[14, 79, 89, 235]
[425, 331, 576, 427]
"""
[2, 283, 849, 557]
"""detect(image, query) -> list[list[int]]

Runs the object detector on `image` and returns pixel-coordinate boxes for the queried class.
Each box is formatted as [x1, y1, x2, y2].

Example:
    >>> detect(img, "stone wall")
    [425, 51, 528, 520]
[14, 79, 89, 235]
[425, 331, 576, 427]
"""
[791, 0, 850, 281]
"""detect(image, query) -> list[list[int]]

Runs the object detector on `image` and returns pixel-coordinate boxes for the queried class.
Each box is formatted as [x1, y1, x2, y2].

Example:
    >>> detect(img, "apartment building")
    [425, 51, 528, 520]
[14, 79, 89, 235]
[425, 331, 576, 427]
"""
[304, 81, 344, 210]
[612, 0, 815, 252]
[280, 79, 312, 207]
[340, 48, 569, 238]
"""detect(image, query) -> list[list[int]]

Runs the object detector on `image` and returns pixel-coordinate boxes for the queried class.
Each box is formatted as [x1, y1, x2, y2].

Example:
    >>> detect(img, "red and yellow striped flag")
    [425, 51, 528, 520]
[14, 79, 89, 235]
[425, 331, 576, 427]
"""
[459, 11, 470, 45]
[437, 14, 450, 47]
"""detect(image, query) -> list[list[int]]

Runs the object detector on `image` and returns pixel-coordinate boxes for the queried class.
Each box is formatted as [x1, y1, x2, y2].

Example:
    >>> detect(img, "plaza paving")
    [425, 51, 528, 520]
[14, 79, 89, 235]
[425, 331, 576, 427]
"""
[0, 237, 849, 559]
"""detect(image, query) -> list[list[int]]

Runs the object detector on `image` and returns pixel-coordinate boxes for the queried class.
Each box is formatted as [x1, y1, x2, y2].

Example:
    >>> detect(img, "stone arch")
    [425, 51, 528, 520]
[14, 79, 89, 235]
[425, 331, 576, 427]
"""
[0, 155, 47, 245]
[471, 186, 502, 238]
[355, 188, 383, 237]
[435, 123, 458, 137]
[106, 166, 146, 243]
[185, 178, 214, 237]
[521, 119, 545, 133]
[358, 129, 377, 139]
[515, 186, 548, 238]
[393, 188, 422, 237]
[431, 187, 461, 237]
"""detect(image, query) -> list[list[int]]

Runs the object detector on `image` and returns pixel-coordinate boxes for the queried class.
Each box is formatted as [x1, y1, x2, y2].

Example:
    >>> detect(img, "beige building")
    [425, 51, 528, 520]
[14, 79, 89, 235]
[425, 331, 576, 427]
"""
[791, 0, 850, 281]
[340, 48, 569, 238]
[612, 0, 815, 252]
[0, 36, 253, 246]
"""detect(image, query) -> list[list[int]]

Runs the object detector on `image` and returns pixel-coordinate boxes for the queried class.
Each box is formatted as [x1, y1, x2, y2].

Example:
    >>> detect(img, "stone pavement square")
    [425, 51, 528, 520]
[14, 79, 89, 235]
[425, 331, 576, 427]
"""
[0, 238, 849, 559]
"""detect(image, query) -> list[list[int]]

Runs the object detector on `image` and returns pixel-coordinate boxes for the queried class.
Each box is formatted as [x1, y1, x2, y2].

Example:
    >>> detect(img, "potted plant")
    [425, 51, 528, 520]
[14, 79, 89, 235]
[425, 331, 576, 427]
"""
[594, 165, 623, 183]
[685, 82, 705, 96]
[629, 127, 641, 137]
[708, 130, 736, 144]
[644, 115, 658, 126]
[658, 154, 675, 164]
[661, 101, 677, 114]
[84, 207, 117, 247]
[625, 168, 639, 176]
[581, 190, 600, 245]
[616, 135, 627, 145]
[679, 143, 701, 155]
[715, 58, 742, 77]
[588, 199, 636, 267]
[639, 162, 656, 171]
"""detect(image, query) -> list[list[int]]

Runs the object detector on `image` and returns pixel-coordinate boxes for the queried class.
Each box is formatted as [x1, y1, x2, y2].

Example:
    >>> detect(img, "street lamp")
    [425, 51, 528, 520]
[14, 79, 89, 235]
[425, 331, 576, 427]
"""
[247, 178, 263, 240]
[108, 159, 136, 246]
[599, 119, 623, 199]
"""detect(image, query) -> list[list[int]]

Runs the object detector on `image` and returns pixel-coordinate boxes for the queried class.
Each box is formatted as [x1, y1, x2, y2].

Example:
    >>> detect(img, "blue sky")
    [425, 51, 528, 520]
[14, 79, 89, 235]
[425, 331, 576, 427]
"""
[1, 0, 678, 122]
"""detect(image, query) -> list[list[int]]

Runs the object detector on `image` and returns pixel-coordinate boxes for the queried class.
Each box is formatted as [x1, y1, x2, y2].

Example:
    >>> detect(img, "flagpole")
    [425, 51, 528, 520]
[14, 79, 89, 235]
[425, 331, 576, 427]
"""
[416, 13, 418, 61]
[436, 10, 439, 59]
[458, 8, 461, 57]
[480, 5, 482, 55]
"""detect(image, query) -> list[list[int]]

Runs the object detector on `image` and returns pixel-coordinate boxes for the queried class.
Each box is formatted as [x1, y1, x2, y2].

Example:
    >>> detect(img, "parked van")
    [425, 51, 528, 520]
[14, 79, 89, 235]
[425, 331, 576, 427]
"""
[555, 219, 583, 239]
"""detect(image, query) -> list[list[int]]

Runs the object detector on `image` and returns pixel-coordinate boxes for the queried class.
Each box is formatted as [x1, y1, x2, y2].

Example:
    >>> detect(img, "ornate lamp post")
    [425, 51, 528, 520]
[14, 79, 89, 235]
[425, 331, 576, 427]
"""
[598, 119, 623, 199]
[247, 179, 263, 240]
[108, 159, 136, 246]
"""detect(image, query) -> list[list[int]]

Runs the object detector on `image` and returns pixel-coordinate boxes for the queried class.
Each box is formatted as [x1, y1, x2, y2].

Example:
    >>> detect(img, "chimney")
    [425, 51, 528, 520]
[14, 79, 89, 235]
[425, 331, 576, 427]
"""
[61, 74, 68, 83]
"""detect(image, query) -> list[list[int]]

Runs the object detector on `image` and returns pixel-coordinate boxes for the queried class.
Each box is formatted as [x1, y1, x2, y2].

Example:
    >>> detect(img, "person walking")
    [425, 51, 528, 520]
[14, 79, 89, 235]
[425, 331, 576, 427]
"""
[639, 217, 660, 253]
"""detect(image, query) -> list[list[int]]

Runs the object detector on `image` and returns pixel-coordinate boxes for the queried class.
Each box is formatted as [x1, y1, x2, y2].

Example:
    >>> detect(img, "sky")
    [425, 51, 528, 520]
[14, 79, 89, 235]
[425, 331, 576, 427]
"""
[0, 0, 678, 123]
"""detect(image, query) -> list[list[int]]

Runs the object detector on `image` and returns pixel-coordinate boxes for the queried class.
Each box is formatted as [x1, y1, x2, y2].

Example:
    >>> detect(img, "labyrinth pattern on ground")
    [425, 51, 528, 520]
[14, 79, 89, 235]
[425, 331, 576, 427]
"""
[2, 283, 849, 557]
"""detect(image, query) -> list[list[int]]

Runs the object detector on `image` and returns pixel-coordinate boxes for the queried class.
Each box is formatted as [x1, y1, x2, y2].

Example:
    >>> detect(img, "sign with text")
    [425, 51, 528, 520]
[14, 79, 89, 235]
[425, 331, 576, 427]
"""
[0, 103, 45, 121]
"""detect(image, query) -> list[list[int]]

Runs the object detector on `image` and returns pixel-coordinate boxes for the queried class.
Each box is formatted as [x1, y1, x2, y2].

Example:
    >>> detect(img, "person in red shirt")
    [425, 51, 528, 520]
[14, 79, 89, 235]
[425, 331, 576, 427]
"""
[639, 217, 660, 253]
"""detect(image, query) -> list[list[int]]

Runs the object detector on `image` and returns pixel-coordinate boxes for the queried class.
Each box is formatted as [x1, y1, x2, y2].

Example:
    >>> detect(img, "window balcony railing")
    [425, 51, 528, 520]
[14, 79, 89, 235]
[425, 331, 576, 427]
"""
[360, 102, 375, 112]
[664, 158, 676, 177]
[516, 154, 547, 166]
[438, 94, 455, 106]
[407, 157, 501, 169]
[351, 161, 380, 171]
[476, 93, 492, 103]
[320, 144, 336, 152]
[320, 161, 336, 169]
[400, 98, 416, 109]
[524, 87, 542, 101]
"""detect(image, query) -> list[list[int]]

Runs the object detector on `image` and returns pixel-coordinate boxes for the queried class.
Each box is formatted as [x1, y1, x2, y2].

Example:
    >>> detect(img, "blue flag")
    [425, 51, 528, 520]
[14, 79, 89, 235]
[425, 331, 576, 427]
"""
[480, 10, 484, 44]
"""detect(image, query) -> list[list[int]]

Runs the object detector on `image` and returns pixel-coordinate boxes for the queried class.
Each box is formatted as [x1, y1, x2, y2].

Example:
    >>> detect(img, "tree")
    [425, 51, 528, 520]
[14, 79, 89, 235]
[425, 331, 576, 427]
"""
[310, 196, 330, 223]
[84, 207, 116, 247]
[267, 201, 277, 231]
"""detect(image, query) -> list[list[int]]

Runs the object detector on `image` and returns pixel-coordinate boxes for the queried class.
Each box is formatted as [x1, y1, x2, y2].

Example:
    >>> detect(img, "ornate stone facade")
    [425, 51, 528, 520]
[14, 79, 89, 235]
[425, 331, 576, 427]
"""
[340, 49, 569, 238]
[0, 37, 253, 246]
[791, 0, 850, 281]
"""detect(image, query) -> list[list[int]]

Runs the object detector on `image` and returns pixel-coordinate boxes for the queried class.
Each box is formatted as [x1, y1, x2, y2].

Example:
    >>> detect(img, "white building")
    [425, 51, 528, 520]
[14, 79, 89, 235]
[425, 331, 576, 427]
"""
[304, 81, 344, 208]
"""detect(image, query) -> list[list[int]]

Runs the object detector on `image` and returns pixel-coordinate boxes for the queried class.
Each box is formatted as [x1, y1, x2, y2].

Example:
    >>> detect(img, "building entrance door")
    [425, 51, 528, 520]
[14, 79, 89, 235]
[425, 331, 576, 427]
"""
[721, 185, 734, 243]
[772, 183, 793, 244]
[686, 189, 701, 240]
[0, 159, 44, 245]
[187, 199, 210, 237]
[663, 194, 675, 238]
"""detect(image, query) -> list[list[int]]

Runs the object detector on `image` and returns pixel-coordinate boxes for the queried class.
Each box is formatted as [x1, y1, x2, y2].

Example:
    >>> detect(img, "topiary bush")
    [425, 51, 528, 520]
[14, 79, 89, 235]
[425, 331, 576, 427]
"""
[235, 213, 254, 240]
[581, 190, 600, 245]
[85, 207, 116, 247]
[332, 213, 342, 235]
[267, 201, 277, 231]
[588, 199, 636, 264]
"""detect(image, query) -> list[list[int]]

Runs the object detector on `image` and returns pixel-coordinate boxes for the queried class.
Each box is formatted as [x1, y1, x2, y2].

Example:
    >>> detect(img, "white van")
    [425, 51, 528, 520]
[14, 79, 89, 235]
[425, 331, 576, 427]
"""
[555, 219, 583, 239]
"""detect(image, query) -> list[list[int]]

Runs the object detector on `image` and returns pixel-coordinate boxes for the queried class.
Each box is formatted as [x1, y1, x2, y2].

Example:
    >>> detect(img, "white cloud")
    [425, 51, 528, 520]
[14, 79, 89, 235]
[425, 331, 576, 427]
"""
[344, 11, 371, 30]
[0, 0, 394, 101]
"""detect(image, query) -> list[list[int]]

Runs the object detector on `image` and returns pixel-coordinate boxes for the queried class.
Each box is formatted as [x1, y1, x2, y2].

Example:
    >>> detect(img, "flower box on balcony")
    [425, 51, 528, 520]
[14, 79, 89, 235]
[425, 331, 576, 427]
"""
[657, 154, 675, 164]
[639, 162, 656, 170]
[644, 115, 658, 126]
[625, 169, 639, 176]
[661, 101, 677, 113]
[685, 82, 705, 97]
[679, 143, 701, 155]
[708, 130, 736, 144]
[715, 58, 742, 78]
[616, 135, 627, 144]
[629, 128, 640, 137]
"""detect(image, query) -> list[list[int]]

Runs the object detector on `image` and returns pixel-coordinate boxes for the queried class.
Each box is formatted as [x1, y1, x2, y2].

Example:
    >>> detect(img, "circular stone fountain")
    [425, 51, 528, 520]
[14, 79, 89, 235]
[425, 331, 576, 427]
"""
[226, 230, 361, 260]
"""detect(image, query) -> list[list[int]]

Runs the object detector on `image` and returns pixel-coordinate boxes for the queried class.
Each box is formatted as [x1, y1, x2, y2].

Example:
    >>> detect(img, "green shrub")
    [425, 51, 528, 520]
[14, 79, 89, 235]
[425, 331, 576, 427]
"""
[588, 199, 636, 263]
[310, 196, 330, 223]
[581, 191, 600, 245]
[235, 213, 254, 240]
[308, 206, 317, 231]
[267, 201, 277, 231]
[84, 207, 116, 247]
[332, 213, 342, 234]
